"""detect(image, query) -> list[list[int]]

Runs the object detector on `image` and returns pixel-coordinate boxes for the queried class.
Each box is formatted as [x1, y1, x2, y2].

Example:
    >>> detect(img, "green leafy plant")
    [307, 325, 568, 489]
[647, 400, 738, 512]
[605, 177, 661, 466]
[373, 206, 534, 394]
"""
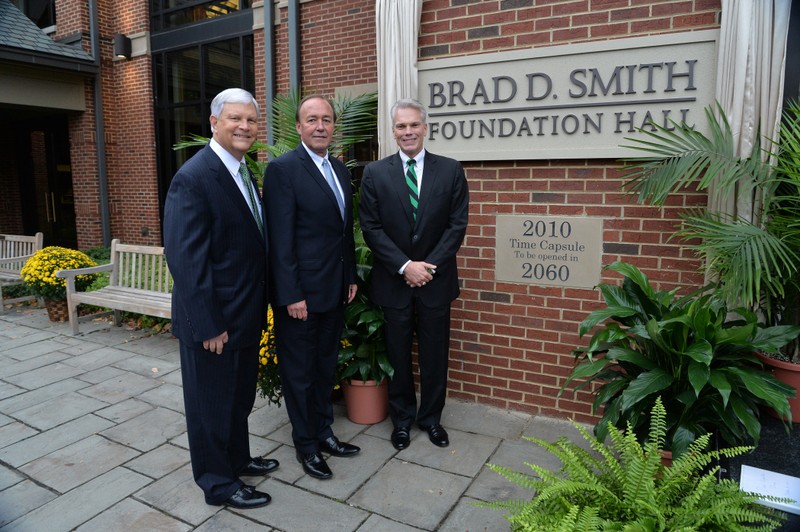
[622, 100, 800, 362]
[337, 198, 393, 384]
[479, 397, 789, 531]
[20, 246, 97, 300]
[560, 261, 799, 457]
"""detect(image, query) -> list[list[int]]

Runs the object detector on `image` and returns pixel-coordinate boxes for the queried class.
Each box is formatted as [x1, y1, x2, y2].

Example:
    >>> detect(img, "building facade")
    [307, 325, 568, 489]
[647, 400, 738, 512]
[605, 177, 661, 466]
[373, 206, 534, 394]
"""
[2, 0, 799, 422]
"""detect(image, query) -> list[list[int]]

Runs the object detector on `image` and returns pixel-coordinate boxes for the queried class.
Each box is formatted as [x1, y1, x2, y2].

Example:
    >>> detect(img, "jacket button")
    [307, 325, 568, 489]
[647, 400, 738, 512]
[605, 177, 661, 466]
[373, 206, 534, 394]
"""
[412, 235, 419, 241]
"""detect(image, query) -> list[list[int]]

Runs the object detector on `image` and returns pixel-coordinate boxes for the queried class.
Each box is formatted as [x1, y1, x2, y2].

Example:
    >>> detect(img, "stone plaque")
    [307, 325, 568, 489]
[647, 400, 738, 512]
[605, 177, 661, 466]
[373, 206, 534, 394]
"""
[418, 30, 718, 161]
[495, 215, 603, 288]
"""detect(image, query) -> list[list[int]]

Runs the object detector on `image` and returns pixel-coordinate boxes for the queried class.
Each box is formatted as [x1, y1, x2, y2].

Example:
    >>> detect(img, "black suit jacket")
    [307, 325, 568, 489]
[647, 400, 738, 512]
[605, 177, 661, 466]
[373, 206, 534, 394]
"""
[263, 144, 356, 312]
[163, 144, 268, 347]
[359, 151, 469, 309]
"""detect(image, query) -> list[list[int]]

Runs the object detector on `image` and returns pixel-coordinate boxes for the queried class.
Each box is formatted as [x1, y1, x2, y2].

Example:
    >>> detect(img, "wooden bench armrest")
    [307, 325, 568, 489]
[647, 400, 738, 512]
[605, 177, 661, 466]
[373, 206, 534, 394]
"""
[56, 263, 114, 278]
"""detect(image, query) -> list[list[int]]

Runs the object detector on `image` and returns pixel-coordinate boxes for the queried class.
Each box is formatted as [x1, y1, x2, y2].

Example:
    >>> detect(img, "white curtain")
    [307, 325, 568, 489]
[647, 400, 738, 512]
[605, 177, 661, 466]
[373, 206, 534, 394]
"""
[712, 0, 792, 221]
[376, 0, 423, 158]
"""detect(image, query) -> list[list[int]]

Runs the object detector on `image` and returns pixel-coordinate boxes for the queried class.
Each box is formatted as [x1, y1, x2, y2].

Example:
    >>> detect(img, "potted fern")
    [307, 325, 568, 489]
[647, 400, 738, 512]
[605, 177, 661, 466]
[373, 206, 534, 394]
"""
[560, 261, 799, 458]
[479, 397, 789, 530]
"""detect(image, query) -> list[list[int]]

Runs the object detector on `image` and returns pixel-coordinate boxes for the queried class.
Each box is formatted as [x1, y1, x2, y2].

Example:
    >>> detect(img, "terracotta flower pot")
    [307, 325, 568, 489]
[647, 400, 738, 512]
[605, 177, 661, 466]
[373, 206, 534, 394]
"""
[757, 352, 800, 423]
[341, 379, 388, 425]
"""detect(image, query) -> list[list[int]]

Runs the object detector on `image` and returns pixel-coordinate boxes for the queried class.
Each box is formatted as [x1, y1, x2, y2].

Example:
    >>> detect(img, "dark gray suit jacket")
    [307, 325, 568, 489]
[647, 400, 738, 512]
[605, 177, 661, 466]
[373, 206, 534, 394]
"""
[359, 151, 469, 309]
[263, 144, 356, 312]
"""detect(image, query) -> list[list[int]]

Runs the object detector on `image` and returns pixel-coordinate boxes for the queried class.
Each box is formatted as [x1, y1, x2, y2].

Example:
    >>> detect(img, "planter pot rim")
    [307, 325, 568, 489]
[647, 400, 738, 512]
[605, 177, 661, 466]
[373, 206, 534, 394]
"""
[756, 352, 800, 372]
[343, 378, 387, 386]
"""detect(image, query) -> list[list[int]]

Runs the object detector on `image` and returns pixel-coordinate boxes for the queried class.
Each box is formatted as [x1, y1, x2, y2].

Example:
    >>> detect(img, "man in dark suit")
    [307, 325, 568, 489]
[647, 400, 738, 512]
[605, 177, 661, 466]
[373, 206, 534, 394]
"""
[163, 88, 278, 509]
[262, 95, 359, 480]
[359, 98, 469, 451]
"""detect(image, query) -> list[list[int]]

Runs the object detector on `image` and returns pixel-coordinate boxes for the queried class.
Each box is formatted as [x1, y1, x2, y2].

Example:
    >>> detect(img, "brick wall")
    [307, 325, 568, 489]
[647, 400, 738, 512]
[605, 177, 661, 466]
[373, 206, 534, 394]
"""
[274, 0, 378, 95]
[42, 0, 723, 421]
[54, 0, 159, 248]
[414, 0, 721, 421]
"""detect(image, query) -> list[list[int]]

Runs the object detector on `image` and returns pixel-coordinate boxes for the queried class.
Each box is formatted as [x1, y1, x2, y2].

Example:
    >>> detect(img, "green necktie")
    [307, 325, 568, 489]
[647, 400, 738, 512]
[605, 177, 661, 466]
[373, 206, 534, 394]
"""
[239, 162, 263, 233]
[406, 158, 419, 221]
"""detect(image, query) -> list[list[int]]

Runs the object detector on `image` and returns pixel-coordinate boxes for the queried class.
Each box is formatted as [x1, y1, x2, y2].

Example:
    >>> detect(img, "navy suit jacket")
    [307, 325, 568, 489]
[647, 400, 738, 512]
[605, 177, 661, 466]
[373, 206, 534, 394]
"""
[262, 144, 356, 312]
[359, 151, 469, 309]
[163, 144, 268, 348]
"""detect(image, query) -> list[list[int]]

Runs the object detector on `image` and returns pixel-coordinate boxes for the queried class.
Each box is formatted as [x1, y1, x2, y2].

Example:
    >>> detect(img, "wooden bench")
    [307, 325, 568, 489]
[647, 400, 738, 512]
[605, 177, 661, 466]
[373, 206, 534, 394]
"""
[0, 232, 44, 314]
[56, 239, 172, 334]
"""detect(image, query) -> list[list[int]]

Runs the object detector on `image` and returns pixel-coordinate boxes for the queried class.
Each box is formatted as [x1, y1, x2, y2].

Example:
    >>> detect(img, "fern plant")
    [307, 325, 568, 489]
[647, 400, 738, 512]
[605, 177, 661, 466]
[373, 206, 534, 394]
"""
[479, 397, 789, 531]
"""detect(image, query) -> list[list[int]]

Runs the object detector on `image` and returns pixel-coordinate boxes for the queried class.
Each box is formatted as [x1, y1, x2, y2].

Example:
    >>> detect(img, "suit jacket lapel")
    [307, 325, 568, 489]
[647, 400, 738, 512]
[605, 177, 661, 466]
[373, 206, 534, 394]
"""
[206, 146, 264, 242]
[296, 144, 345, 221]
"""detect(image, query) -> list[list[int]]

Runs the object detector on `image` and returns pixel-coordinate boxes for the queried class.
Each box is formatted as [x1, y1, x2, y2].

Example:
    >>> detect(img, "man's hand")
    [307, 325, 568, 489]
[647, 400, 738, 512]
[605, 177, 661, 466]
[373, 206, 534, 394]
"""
[347, 283, 358, 303]
[203, 331, 229, 354]
[404, 261, 436, 288]
[288, 300, 308, 321]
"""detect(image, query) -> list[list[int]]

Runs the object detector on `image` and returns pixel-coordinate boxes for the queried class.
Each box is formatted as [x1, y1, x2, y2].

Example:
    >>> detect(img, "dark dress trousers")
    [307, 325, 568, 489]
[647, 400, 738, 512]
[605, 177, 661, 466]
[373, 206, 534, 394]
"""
[262, 144, 356, 454]
[163, 144, 268, 504]
[359, 151, 469, 428]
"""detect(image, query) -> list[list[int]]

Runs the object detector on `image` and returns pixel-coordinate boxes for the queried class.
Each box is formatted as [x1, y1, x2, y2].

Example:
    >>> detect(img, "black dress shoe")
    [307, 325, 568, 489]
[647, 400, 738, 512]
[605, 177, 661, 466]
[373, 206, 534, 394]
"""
[221, 485, 271, 509]
[239, 456, 280, 476]
[319, 435, 361, 457]
[296, 451, 333, 479]
[391, 426, 411, 451]
[420, 423, 449, 447]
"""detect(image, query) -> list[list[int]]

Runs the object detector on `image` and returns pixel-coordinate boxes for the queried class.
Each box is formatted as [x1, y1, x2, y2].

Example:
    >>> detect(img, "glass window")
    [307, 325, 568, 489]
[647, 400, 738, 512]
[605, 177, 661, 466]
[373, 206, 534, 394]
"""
[11, 0, 55, 29]
[154, 36, 255, 212]
[151, 0, 252, 32]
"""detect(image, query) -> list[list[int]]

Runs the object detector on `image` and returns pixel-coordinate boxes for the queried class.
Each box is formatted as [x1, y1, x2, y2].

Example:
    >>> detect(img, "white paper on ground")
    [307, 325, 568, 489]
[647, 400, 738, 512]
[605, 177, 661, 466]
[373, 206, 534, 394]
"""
[739, 464, 800, 515]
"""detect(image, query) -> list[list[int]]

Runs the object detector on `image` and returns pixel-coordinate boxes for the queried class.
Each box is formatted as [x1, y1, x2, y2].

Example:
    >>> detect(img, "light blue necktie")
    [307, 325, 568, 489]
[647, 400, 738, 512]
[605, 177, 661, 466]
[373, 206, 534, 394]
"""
[322, 159, 345, 219]
[239, 162, 263, 233]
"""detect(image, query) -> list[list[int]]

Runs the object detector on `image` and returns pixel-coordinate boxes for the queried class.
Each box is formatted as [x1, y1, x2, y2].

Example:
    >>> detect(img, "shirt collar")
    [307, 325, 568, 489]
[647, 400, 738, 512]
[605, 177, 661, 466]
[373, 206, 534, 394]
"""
[399, 149, 425, 168]
[301, 142, 329, 167]
[209, 138, 245, 177]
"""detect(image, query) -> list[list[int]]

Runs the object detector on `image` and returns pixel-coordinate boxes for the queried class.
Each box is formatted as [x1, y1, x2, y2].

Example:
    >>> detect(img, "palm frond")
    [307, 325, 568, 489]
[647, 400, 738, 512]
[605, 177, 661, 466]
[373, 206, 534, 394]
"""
[621, 103, 771, 206]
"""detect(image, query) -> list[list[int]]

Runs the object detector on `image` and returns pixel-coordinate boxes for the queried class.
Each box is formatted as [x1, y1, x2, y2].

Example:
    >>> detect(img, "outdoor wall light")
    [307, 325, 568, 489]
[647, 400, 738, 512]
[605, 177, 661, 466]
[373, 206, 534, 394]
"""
[113, 33, 132, 60]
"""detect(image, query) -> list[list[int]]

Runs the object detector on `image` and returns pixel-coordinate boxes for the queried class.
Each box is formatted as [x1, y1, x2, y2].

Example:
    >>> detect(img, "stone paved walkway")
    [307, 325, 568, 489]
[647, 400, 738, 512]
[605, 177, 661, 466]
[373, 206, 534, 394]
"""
[0, 305, 585, 531]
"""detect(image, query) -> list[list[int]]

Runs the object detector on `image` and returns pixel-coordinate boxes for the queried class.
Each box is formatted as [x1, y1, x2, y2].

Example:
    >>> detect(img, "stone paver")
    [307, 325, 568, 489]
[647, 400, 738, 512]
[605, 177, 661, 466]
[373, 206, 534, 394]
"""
[0, 480, 58, 527]
[75, 498, 192, 532]
[19, 434, 140, 493]
[0, 378, 89, 414]
[0, 414, 115, 468]
[0, 467, 151, 531]
[4, 361, 84, 390]
[12, 391, 108, 431]
[400, 428, 500, 477]
[100, 406, 185, 452]
[135, 466, 220, 526]
[78, 371, 160, 404]
[0, 466, 23, 491]
[238, 477, 370, 531]
[125, 443, 190, 479]
[1, 306, 601, 532]
[0, 351, 70, 380]
[350, 459, 471, 530]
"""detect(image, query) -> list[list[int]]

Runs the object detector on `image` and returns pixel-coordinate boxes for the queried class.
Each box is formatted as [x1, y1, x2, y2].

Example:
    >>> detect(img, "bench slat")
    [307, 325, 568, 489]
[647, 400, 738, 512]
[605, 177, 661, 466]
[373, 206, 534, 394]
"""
[0, 233, 44, 314]
[63, 238, 173, 334]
